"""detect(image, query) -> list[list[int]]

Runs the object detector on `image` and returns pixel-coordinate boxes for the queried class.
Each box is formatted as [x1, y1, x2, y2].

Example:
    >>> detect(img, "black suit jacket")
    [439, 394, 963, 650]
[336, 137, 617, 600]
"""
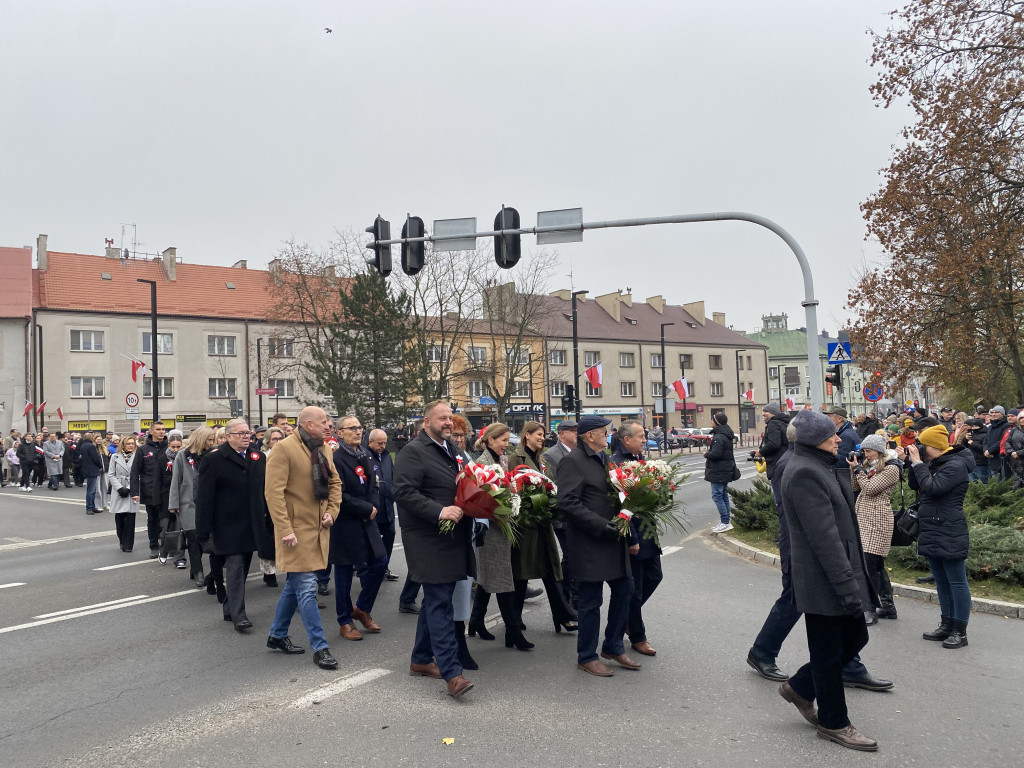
[331, 446, 386, 565]
[195, 447, 265, 556]
[370, 449, 395, 526]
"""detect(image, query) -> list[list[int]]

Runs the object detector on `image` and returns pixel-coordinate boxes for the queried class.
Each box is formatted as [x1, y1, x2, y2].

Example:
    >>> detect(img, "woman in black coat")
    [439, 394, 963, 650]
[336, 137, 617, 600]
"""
[901, 426, 974, 649]
[704, 412, 739, 533]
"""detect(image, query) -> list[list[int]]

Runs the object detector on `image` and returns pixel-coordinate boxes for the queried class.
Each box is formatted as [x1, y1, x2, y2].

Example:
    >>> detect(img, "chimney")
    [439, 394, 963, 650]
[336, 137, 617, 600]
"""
[594, 291, 621, 322]
[231, 259, 247, 269]
[161, 247, 177, 281]
[268, 258, 281, 278]
[683, 301, 705, 326]
[549, 289, 571, 300]
[36, 234, 48, 271]
[646, 295, 664, 314]
[712, 311, 726, 326]
[105, 247, 121, 259]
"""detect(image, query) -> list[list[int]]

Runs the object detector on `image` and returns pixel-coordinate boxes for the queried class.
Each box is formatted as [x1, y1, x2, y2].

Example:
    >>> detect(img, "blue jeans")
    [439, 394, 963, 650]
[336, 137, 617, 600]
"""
[337, 555, 388, 626]
[970, 463, 990, 483]
[710, 482, 731, 524]
[85, 475, 98, 512]
[576, 576, 633, 665]
[411, 582, 460, 680]
[927, 556, 972, 623]
[269, 572, 328, 652]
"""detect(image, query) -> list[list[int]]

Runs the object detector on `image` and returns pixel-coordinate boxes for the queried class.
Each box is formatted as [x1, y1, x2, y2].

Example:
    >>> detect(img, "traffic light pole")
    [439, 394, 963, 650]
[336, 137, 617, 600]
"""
[369, 210, 824, 407]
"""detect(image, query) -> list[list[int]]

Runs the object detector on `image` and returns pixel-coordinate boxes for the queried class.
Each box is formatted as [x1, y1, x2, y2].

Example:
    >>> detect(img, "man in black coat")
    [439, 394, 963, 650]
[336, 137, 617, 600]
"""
[777, 411, 878, 752]
[366, 428, 398, 580]
[195, 419, 265, 633]
[558, 415, 639, 677]
[704, 412, 738, 533]
[80, 432, 105, 515]
[331, 415, 388, 641]
[983, 405, 1012, 481]
[131, 421, 168, 557]
[755, 403, 790, 492]
[542, 419, 578, 609]
[393, 400, 475, 698]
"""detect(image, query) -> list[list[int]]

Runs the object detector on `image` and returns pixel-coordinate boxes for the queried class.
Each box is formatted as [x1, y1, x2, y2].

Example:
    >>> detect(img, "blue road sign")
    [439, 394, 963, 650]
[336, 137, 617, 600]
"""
[863, 382, 884, 402]
[827, 341, 852, 365]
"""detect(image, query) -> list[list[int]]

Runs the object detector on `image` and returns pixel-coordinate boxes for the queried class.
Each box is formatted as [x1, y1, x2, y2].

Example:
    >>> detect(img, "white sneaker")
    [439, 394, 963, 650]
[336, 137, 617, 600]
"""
[25, 486, 32, 493]
[721, 523, 734, 532]
[711, 523, 727, 533]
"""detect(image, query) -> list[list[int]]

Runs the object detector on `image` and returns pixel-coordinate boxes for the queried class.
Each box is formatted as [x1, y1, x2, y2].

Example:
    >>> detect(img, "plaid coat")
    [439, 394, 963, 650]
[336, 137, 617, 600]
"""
[850, 461, 901, 557]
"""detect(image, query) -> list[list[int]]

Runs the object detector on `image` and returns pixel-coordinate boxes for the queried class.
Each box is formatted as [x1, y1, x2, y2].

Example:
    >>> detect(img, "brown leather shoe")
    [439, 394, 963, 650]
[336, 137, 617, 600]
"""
[447, 675, 474, 697]
[779, 682, 819, 726]
[816, 724, 878, 752]
[352, 607, 381, 633]
[600, 651, 641, 670]
[409, 661, 443, 678]
[339, 623, 363, 641]
[577, 659, 614, 677]
[631, 641, 657, 656]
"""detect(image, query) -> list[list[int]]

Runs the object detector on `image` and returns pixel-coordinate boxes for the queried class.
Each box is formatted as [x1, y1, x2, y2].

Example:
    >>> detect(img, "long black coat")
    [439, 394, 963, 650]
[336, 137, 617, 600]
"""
[130, 436, 168, 505]
[781, 444, 876, 616]
[393, 430, 475, 584]
[332, 445, 387, 565]
[80, 440, 104, 479]
[369, 448, 395, 527]
[195, 446, 265, 556]
[704, 423, 738, 483]
[557, 442, 631, 583]
[908, 446, 973, 560]
[758, 413, 790, 479]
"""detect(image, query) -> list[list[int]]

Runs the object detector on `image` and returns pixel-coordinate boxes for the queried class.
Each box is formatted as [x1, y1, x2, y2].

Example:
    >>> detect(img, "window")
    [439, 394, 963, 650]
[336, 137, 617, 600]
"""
[709, 355, 723, 370]
[618, 352, 635, 368]
[650, 353, 664, 368]
[511, 380, 531, 398]
[142, 378, 174, 398]
[428, 380, 450, 397]
[738, 356, 744, 370]
[207, 335, 236, 356]
[769, 366, 778, 378]
[468, 381, 485, 399]
[652, 382, 664, 397]
[550, 381, 567, 397]
[467, 346, 487, 364]
[747, 355, 753, 370]
[784, 367, 800, 386]
[506, 348, 529, 365]
[584, 351, 600, 367]
[267, 379, 295, 397]
[585, 382, 601, 397]
[785, 385, 801, 398]
[710, 382, 724, 397]
[549, 349, 566, 366]
[680, 354, 693, 369]
[209, 378, 237, 398]
[70, 330, 104, 352]
[70, 376, 104, 398]
[142, 332, 173, 355]
[621, 382, 636, 397]
[426, 345, 447, 363]
[268, 338, 294, 357]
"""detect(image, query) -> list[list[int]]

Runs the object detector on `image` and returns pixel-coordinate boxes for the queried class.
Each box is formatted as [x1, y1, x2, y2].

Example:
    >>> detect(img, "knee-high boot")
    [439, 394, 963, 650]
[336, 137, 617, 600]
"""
[497, 591, 533, 651]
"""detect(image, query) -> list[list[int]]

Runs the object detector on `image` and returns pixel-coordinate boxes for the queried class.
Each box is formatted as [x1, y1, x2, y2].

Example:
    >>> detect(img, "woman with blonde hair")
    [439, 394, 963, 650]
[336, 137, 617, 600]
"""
[109, 435, 140, 552]
[169, 426, 215, 587]
[93, 435, 111, 511]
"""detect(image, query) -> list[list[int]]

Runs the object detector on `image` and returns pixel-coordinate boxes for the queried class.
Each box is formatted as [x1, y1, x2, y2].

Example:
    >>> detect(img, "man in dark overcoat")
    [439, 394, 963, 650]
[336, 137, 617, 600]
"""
[393, 400, 475, 698]
[366, 428, 398, 580]
[541, 419, 578, 609]
[558, 415, 639, 677]
[331, 415, 388, 641]
[131, 421, 168, 557]
[778, 410, 879, 752]
[195, 419, 265, 633]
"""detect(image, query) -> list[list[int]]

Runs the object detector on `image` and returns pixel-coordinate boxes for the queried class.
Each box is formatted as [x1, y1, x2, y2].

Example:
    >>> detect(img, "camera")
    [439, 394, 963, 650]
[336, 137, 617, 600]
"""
[850, 449, 866, 463]
[747, 451, 758, 462]
[887, 440, 897, 449]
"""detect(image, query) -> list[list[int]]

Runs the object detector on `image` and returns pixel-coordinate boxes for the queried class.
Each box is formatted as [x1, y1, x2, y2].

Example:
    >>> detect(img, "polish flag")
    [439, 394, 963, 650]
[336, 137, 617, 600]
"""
[22, 400, 34, 417]
[584, 363, 603, 390]
[36, 401, 47, 415]
[743, 388, 755, 404]
[784, 397, 794, 411]
[131, 359, 148, 382]
[56, 406, 65, 421]
[671, 378, 690, 399]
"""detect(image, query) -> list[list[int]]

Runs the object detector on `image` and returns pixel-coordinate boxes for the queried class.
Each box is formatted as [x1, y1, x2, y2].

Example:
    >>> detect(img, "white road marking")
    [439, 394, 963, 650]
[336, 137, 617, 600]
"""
[0, 493, 90, 507]
[662, 545, 682, 556]
[34, 595, 149, 619]
[94, 560, 158, 571]
[0, 526, 147, 552]
[0, 582, 27, 589]
[0, 588, 198, 635]
[288, 668, 391, 709]
[4, 537, 31, 542]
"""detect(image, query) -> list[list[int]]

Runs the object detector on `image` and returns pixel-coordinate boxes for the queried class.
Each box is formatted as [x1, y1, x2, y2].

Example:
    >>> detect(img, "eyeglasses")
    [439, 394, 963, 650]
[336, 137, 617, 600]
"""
[452, 433, 466, 438]
[341, 426, 364, 432]
[269, 436, 283, 442]
[226, 431, 250, 437]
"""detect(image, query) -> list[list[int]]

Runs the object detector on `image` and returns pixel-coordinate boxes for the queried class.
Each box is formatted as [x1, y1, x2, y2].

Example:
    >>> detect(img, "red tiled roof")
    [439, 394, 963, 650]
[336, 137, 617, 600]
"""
[0, 247, 33, 318]
[35, 252, 277, 320]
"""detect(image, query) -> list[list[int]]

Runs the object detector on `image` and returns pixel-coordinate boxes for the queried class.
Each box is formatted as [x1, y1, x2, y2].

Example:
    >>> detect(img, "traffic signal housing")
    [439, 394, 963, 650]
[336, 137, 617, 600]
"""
[825, 366, 844, 392]
[494, 207, 521, 269]
[401, 216, 425, 276]
[560, 384, 575, 414]
[365, 216, 393, 277]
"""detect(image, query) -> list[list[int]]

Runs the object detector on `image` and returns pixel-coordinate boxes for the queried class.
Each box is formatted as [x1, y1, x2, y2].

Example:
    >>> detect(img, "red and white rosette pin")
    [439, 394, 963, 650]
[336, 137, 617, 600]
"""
[250, 452, 260, 461]
[355, 465, 366, 485]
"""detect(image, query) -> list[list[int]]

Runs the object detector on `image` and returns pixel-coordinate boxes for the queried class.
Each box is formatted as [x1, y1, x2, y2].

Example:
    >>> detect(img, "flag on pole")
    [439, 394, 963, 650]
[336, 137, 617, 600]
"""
[743, 388, 755, 404]
[671, 378, 690, 400]
[22, 400, 34, 417]
[784, 397, 794, 411]
[584, 363, 603, 390]
[35, 401, 47, 415]
[131, 359, 148, 382]
[56, 406, 65, 421]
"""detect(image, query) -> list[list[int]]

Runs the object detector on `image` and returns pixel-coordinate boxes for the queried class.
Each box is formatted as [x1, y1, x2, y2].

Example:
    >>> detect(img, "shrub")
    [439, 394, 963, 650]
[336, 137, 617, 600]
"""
[728, 478, 779, 536]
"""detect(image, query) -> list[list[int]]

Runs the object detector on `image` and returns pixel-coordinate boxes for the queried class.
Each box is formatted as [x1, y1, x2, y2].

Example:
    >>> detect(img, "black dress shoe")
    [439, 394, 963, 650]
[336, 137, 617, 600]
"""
[234, 619, 253, 633]
[267, 635, 305, 654]
[399, 601, 420, 614]
[314, 648, 339, 669]
[746, 651, 789, 681]
[916, 574, 936, 584]
[842, 673, 893, 691]
[384, 570, 399, 582]
[524, 586, 543, 600]
[317, 583, 331, 596]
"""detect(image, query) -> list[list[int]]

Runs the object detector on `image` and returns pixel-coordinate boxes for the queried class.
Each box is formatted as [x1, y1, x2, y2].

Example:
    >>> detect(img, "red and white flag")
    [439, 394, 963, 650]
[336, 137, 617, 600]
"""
[784, 397, 794, 411]
[584, 363, 603, 390]
[131, 359, 148, 382]
[22, 400, 34, 417]
[743, 388, 755, 404]
[56, 406, 65, 421]
[671, 378, 690, 400]
[35, 401, 47, 415]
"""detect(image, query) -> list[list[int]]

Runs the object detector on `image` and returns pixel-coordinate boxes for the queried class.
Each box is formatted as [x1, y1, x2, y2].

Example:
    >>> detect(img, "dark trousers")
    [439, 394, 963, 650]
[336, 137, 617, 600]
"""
[222, 552, 253, 621]
[145, 502, 165, 552]
[863, 553, 893, 606]
[553, 527, 577, 609]
[20, 467, 32, 488]
[183, 529, 204, 578]
[61, 461, 72, 487]
[115, 513, 136, 551]
[576, 576, 633, 665]
[787, 613, 869, 730]
[48, 473, 60, 489]
[410, 582, 461, 680]
[379, 521, 396, 561]
[72, 464, 83, 485]
[33, 463, 46, 485]
[627, 555, 663, 643]
[338, 555, 388, 625]
[400, 574, 421, 605]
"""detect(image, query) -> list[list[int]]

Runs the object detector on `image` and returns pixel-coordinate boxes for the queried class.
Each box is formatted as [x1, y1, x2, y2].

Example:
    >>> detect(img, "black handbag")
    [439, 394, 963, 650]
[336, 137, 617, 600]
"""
[891, 475, 918, 546]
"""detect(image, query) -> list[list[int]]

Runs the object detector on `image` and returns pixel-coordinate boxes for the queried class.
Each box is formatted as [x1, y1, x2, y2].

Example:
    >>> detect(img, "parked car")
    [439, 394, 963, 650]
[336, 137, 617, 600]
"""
[677, 428, 713, 448]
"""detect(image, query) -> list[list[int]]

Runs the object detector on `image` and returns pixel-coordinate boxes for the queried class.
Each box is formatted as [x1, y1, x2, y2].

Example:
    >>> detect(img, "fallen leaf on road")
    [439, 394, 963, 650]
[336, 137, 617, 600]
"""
[442, 738, 455, 746]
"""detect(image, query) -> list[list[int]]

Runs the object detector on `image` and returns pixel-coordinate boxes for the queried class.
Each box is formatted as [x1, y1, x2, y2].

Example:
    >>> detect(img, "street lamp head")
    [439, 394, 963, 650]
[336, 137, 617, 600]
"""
[572, 289, 588, 298]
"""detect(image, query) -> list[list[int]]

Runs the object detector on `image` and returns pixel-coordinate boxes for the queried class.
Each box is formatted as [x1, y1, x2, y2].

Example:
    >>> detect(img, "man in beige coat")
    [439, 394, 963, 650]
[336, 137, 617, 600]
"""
[265, 406, 342, 670]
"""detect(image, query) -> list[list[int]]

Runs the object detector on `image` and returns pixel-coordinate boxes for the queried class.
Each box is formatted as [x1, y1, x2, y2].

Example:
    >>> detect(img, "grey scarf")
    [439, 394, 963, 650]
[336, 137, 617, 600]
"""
[299, 427, 331, 500]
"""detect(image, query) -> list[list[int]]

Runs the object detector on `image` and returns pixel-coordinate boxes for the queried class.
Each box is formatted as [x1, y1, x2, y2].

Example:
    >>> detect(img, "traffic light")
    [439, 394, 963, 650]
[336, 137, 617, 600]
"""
[401, 216, 425, 275]
[365, 216, 392, 277]
[560, 384, 575, 413]
[493, 207, 521, 269]
[825, 366, 844, 392]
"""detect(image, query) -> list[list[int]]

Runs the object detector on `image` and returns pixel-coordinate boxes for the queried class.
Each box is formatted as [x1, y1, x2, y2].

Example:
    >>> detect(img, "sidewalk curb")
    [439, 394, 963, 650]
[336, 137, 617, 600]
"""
[708, 531, 1024, 620]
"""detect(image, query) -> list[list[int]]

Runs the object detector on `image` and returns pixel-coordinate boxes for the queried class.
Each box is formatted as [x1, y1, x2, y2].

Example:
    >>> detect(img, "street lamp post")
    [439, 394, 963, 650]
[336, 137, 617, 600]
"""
[660, 322, 674, 452]
[137, 279, 159, 424]
[256, 338, 264, 427]
[571, 289, 588, 422]
[735, 348, 747, 437]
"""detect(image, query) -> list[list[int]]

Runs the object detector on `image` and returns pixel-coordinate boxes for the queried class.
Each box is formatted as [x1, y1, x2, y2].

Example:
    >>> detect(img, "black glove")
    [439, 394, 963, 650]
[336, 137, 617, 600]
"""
[602, 522, 621, 541]
[117, 487, 130, 498]
[836, 592, 862, 615]
[473, 521, 487, 548]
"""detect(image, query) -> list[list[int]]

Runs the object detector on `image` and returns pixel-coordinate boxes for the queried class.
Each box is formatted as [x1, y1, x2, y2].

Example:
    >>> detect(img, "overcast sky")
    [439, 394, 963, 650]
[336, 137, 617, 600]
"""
[1, 0, 911, 335]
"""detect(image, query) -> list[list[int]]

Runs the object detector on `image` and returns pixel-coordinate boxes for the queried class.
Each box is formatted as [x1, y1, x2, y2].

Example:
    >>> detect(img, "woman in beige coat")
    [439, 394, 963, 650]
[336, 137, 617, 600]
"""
[847, 433, 901, 624]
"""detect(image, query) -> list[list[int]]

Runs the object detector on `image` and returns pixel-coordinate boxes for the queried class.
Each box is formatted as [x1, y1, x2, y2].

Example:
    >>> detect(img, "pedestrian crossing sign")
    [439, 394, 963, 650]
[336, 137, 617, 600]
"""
[827, 342, 852, 365]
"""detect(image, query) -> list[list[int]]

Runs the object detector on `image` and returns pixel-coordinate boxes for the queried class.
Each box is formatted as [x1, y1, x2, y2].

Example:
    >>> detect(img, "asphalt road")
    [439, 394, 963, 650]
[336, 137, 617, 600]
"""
[1, 457, 1022, 767]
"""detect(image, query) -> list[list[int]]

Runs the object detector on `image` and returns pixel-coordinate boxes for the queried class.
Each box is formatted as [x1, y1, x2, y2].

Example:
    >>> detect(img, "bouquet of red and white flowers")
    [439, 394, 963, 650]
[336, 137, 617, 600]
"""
[507, 464, 557, 528]
[608, 459, 688, 541]
[441, 461, 520, 543]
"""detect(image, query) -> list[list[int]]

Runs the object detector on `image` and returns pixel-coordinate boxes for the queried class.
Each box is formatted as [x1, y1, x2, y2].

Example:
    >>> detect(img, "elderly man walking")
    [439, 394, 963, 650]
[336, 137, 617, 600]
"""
[264, 406, 342, 670]
[393, 400, 475, 698]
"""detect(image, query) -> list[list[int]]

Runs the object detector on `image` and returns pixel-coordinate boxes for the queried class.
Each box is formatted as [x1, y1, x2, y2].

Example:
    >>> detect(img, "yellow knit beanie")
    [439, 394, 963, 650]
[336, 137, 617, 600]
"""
[918, 425, 951, 453]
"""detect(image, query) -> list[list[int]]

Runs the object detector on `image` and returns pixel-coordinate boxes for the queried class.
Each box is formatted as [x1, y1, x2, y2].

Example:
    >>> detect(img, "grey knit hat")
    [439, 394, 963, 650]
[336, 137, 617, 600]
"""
[860, 434, 888, 454]
[792, 411, 837, 447]
[763, 402, 782, 416]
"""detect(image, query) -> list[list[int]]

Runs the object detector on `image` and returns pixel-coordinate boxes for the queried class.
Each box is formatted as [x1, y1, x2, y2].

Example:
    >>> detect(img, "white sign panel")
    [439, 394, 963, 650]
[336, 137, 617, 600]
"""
[537, 207, 583, 245]
[432, 217, 477, 252]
